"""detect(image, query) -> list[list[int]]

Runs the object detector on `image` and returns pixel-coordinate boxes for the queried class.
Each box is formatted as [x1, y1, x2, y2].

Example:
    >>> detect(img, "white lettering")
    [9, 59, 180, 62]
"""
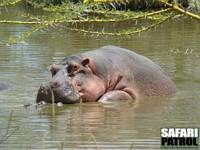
[161, 128, 168, 137]
[194, 128, 199, 137]
[179, 128, 187, 137]
[168, 128, 176, 137]
[161, 128, 199, 137]
[187, 128, 194, 137]
[175, 128, 181, 137]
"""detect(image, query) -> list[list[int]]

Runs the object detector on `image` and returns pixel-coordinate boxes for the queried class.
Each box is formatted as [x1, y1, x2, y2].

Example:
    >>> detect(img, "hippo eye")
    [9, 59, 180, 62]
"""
[74, 65, 78, 70]
[67, 64, 79, 75]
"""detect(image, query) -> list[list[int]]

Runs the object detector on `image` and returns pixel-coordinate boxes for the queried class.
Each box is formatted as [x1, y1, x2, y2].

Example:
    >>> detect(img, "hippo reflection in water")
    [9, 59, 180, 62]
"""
[36, 45, 176, 104]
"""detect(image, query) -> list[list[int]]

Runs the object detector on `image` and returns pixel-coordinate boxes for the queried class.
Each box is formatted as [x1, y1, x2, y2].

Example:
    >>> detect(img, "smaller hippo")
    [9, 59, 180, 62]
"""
[0, 82, 8, 91]
[36, 45, 176, 104]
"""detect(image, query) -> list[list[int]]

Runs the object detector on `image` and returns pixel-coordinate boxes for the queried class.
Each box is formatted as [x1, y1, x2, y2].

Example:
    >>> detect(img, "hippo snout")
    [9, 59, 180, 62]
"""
[36, 83, 52, 104]
[36, 82, 80, 104]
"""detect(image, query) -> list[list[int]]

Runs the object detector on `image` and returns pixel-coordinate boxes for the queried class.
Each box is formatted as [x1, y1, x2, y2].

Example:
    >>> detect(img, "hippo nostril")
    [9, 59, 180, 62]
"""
[39, 85, 45, 91]
[51, 81, 60, 88]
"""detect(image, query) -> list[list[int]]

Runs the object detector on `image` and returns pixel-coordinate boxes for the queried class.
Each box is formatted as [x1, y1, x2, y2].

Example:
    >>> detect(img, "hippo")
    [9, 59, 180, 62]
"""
[0, 82, 8, 91]
[36, 45, 176, 104]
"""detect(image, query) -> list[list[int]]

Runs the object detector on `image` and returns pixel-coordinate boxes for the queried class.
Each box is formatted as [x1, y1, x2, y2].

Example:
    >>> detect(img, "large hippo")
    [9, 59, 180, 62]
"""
[36, 45, 176, 104]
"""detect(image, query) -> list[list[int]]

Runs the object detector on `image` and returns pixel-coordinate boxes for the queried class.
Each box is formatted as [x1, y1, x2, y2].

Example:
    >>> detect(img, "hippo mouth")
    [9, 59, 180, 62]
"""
[36, 83, 81, 104]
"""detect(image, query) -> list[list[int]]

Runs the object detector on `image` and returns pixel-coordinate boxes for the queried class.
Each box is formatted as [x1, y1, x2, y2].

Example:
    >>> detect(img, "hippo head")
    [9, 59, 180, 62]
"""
[36, 56, 105, 104]
[36, 63, 80, 104]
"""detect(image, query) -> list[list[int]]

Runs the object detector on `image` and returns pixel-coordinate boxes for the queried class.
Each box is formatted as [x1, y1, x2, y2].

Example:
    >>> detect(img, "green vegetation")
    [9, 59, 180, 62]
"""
[0, 0, 21, 6]
[0, 0, 200, 43]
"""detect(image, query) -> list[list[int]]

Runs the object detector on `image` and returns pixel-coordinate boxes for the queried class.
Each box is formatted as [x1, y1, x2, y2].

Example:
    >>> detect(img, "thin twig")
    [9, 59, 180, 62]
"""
[0, 126, 20, 144]
[66, 15, 173, 36]
[0, 8, 171, 25]
[88, 133, 99, 150]
[51, 89, 55, 117]
[0, 111, 20, 144]
[159, 0, 200, 20]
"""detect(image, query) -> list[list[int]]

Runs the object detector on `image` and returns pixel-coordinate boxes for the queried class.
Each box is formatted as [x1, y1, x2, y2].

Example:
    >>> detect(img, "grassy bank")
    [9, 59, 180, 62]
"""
[0, 0, 199, 43]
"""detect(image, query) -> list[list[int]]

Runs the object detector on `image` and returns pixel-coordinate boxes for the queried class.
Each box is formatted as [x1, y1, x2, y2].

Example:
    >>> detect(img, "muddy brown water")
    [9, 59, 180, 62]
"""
[0, 5, 200, 150]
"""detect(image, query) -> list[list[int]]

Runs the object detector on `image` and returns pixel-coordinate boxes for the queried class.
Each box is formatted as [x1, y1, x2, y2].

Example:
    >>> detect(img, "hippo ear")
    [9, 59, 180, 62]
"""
[81, 58, 90, 66]
[81, 57, 96, 74]
[49, 64, 60, 76]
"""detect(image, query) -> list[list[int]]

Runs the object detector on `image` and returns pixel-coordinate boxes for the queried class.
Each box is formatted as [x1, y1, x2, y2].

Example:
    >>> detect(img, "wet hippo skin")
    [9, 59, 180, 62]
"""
[36, 45, 177, 104]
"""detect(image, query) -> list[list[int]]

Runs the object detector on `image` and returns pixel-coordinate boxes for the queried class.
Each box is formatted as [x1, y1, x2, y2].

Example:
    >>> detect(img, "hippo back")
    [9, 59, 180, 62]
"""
[81, 45, 176, 96]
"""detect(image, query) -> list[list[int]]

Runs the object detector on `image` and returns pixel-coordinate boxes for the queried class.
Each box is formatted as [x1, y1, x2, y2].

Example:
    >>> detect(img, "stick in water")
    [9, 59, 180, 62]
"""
[51, 89, 55, 117]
